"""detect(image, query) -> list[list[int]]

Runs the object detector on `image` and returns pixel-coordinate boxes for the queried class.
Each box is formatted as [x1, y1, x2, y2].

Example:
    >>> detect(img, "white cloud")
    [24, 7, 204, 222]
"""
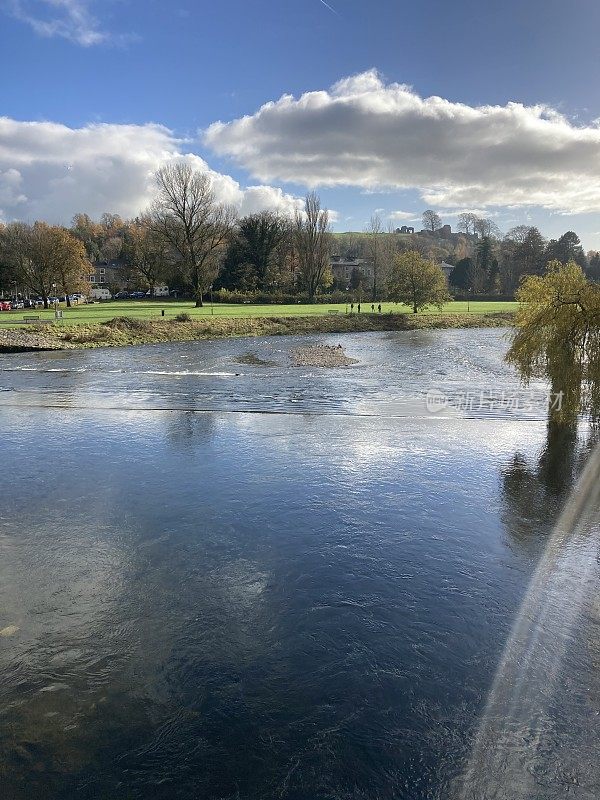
[0, 117, 303, 223]
[389, 210, 415, 221]
[4, 0, 128, 46]
[205, 69, 600, 214]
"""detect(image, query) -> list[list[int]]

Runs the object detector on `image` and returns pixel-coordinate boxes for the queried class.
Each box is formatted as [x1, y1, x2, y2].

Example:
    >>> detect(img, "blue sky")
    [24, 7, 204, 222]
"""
[2, 0, 600, 246]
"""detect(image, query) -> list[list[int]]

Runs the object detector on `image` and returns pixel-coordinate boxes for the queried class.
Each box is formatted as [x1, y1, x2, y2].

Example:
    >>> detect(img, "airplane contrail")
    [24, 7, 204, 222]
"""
[319, 0, 339, 14]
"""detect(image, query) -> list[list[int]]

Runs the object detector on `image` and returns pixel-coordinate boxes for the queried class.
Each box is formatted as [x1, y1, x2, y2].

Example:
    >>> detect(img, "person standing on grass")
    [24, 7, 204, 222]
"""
[358, 303, 361, 313]
[378, 303, 382, 313]
[371, 304, 375, 313]
[350, 302, 354, 313]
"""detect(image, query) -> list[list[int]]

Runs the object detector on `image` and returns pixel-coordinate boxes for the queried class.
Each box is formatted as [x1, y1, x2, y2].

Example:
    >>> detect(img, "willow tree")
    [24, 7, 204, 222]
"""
[506, 260, 600, 422]
[387, 250, 450, 313]
[293, 192, 331, 301]
[150, 163, 236, 307]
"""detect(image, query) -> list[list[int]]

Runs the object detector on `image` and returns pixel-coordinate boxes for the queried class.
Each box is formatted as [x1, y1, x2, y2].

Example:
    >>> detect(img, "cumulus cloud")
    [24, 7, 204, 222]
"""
[0, 117, 302, 224]
[205, 69, 600, 214]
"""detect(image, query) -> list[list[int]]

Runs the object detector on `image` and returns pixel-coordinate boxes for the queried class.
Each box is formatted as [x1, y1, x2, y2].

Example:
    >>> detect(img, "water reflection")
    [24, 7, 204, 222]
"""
[459, 440, 600, 800]
[457, 350, 600, 798]
[501, 420, 595, 553]
[166, 411, 215, 448]
[0, 329, 595, 799]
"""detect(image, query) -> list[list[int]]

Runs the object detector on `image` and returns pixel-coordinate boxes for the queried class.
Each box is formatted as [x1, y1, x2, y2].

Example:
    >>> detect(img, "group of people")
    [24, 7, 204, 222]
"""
[349, 302, 382, 314]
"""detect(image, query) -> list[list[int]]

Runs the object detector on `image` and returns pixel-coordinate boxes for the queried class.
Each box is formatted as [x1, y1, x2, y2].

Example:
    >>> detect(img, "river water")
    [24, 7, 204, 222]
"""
[0, 329, 598, 799]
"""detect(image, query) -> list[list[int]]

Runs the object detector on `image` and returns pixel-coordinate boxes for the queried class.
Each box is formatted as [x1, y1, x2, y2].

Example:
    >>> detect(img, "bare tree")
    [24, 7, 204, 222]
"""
[123, 216, 170, 297]
[422, 209, 443, 233]
[457, 212, 477, 235]
[294, 192, 332, 301]
[150, 162, 236, 306]
[365, 214, 385, 300]
[473, 216, 501, 239]
[505, 225, 533, 245]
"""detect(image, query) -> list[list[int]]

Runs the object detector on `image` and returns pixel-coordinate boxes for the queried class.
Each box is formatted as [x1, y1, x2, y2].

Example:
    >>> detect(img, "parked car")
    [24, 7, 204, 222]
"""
[22, 299, 35, 308]
[11, 301, 24, 310]
[115, 291, 130, 299]
[129, 291, 146, 299]
[0, 301, 12, 311]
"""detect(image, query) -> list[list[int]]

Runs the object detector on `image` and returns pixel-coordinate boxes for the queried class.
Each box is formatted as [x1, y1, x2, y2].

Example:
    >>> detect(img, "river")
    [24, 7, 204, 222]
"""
[0, 329, 598, 799]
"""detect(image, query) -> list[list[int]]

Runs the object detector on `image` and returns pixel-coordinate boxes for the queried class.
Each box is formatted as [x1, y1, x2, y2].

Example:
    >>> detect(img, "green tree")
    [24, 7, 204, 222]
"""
[235, 212, 289, 291]
[217, 238, 258, 292]
[449, 257, 476, 291]
[506, 260, 600, 422]
[387, 250, 451, 313]
[545, 231, 587, 270]
[588, 251, 600, 282]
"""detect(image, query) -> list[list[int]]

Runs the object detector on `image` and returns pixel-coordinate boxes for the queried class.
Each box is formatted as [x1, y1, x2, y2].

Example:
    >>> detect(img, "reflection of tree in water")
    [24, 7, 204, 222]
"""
[503, 261, 600, 550]
[501, 419, 597, 553]
[165, 410, 215, 449]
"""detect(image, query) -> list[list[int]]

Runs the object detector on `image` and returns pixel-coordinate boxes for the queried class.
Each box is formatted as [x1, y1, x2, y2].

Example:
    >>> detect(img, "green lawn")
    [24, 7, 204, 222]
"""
[0, 299, 518, 328]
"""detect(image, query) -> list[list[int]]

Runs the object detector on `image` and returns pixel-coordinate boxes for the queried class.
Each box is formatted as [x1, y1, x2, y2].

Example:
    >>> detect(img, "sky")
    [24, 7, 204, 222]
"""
[2, 0, 600, 247]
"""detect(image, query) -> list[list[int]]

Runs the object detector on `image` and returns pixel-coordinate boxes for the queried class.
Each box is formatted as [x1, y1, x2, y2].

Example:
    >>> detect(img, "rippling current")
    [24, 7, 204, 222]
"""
[0, 328, 598, 799]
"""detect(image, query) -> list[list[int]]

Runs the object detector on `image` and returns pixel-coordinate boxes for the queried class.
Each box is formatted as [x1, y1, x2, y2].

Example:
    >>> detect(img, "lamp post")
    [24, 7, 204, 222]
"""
[12, 281, 17, 302]
[467, 287, 472, 313]
[209, 285, 214, 315]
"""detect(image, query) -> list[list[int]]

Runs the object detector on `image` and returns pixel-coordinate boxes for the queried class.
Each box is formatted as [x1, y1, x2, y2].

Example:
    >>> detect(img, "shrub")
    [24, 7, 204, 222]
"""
[101, 317, 152, 331]
[174, 312, 192, 323]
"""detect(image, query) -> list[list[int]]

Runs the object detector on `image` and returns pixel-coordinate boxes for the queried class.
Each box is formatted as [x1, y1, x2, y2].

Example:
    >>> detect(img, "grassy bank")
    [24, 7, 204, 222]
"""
[3, 310, 515, 350]
[0, 299, 518, 328]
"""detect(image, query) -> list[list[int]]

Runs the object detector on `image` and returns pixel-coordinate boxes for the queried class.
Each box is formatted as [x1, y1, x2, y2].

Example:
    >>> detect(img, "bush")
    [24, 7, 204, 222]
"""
[174, 312, 192, 323]
[101, 317, 152, 331]
[213, 288, 307, 304]
[212, 288, 363, 305]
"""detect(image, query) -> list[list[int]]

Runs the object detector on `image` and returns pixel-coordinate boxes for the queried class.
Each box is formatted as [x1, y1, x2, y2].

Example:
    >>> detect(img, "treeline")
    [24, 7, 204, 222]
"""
[337, 210, 599, 296]
[1, 164, 598, 307]
[0, 165, 333, 307]
[449, 227, 597, 294]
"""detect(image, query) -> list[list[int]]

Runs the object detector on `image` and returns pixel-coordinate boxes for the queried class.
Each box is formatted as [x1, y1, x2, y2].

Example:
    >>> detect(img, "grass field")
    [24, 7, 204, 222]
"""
[0, 299, 518, 328]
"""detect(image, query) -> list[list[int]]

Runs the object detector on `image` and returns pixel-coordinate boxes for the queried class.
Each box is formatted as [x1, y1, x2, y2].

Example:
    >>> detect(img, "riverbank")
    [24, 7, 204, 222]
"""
[0, 311, 514, 352]
[0, 327, 67, 352]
